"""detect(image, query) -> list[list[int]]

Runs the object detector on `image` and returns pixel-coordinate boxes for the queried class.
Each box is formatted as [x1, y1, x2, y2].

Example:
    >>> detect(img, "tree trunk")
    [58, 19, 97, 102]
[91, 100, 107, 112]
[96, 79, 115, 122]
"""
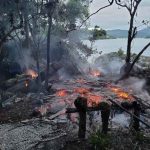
[45, 15, 52, 89]
[126, 15, 134, 63]
[117, 42, 150, 82]
[23, 1, 30, 48]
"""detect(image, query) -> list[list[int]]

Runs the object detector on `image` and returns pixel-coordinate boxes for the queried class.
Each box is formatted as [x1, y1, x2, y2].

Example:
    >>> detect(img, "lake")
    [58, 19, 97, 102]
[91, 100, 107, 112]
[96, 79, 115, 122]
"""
[84, 38, 150, 56]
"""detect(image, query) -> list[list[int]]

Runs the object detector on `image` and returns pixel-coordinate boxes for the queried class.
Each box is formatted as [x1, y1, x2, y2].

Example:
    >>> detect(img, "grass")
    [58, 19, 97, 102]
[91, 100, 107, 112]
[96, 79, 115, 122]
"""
[90, 131, 110, 150]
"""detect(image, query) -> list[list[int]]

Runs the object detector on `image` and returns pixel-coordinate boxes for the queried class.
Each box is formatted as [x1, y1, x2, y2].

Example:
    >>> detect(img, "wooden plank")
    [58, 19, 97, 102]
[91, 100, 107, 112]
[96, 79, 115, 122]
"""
[66, 107, 102, 113]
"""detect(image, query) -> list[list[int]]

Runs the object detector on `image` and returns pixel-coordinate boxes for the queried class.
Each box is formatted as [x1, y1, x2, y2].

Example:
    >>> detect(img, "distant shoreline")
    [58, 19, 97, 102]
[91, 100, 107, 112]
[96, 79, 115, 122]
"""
[83, 38, 150, 57]
[94, 37, 150, 40]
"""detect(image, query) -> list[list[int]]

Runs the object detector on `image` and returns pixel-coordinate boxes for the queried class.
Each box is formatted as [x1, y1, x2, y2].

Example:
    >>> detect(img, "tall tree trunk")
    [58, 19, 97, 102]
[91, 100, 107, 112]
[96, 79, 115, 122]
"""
[24, 15, 30, 48]
[126, 15, 134, 63]
[45, 15, 52, 89]
[23, 1, 30, 48]
[36, 53, 41, 85]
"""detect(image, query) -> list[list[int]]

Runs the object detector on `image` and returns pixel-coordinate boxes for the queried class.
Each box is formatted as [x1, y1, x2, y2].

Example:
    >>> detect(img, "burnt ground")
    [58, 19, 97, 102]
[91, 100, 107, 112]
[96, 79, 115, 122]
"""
[0, 98, 33, 123]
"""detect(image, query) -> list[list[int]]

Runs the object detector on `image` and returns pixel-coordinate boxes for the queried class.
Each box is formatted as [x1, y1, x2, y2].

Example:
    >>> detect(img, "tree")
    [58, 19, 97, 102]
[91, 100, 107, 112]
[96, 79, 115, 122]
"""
[0, 0, 23, 54]
[45, 0, 58, 89]
[92, 26, 107, 40]
[115, 0, 150, 81]
[115, 0, 141, 63]
[52, 0, 89, 35]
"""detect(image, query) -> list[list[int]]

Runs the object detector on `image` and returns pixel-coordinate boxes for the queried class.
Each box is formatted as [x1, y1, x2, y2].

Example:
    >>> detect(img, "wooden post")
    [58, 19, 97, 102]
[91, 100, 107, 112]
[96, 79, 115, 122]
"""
[132, 101, 140, 131]
[74, 97, 87, 139]
[100, 102, 110, 134]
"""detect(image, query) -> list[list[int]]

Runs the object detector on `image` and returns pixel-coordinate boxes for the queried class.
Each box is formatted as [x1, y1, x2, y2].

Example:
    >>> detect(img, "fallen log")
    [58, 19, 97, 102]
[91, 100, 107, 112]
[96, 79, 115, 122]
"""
[49, 108, 66, 120]
[133, 95, 150, 110]
[107, 99, 150, 128]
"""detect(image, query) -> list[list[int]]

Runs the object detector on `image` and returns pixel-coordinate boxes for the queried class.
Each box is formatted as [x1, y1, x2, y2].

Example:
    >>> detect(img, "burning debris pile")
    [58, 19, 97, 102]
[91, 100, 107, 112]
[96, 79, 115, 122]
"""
[0, 69, 39, 93]
[0, 42, 150, 150]
[0, 69, 150, 149]
[108, 85, 133, 101]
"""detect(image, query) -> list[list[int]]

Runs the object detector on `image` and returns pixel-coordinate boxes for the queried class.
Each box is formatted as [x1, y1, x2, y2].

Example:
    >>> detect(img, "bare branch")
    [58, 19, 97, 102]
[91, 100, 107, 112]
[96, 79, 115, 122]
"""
[80, 0, 114, 28]
[67, 0, 114, 33]
[0, 2, 23, 47]
[115, 0, 131, 14]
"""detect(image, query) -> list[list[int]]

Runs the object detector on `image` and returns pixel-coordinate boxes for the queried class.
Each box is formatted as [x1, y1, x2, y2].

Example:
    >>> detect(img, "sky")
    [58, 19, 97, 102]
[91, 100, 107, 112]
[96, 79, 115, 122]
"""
[89, 0, 150, 30]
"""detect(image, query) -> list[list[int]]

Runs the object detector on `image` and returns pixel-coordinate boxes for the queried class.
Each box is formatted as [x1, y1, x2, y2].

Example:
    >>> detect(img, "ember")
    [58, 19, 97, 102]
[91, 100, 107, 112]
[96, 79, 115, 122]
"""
[108, 86, 134, 101]
[26, 69, 38, 79]
[75, 78, 87, 84]
[25, 80, 29, 87]
[37, 104, 51, 116]
[86, 93, 103, 106]
[56, 89, 68, 97]
[90, 69, 101, 77]
[74, 87, 90, 94]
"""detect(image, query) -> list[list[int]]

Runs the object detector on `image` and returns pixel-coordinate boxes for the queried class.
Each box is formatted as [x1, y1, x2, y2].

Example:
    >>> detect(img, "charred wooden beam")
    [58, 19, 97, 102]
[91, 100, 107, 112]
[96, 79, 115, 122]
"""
[100, 102, 110, 134]
[132, 101, 141, 131]
[67, 98, 111, 136]
[74, 97, 87, 139]
[66, 101, 111, 113]
[108, 99, 150, 129]
[66, 107, 104, 113]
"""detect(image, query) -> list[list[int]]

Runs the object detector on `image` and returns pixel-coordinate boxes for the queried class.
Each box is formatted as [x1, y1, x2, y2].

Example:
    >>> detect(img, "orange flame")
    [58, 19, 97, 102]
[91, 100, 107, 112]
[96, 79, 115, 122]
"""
[56, 89, 68, 97]
[109, 86, 133, 101]
[74, 87, 102, 106]
[26, 69, 38, 79]
[74, 87, 91, 95]
[90, 69, 101, 77]
[86, 93, 103, 106]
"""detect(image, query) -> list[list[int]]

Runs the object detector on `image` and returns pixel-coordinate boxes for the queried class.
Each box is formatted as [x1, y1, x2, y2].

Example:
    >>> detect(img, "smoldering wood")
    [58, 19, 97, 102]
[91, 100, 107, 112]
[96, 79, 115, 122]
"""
[133, 95, 150, 110]
[74, 97, 87, 139]
[66, 104, 112, 113]
[66, 97, 150, 139]
[107, 99, 150, 128]
[67, 97, 111, 138]
[101, 103, 110, 134]
[132, 101, 141, 131]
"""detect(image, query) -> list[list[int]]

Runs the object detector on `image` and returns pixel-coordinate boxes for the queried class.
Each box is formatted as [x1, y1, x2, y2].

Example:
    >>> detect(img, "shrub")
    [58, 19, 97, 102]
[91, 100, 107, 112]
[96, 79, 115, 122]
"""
[90, 131, 110, 150]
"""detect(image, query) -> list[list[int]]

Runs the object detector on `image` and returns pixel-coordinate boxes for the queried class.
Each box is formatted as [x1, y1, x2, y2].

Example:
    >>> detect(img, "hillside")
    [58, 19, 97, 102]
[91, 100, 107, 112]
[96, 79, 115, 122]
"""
[107, 28, 150, 38]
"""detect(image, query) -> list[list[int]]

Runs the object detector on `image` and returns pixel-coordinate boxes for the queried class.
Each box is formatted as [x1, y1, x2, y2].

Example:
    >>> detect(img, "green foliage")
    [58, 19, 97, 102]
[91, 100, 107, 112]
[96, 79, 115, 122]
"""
[92, 26, 107, 40]
[90, 131, 110, 150]
[0, 0, 21, 42]
[67, 0, 88, 22]
[117, 48, 124, 57]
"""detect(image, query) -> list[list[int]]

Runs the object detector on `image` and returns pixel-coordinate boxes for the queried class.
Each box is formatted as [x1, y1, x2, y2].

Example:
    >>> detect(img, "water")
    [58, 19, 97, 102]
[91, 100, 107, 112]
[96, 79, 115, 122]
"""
[84, 38, 150, 56]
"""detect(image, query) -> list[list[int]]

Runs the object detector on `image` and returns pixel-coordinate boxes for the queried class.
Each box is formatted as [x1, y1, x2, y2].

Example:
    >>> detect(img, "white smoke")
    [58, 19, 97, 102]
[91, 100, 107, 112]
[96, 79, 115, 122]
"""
[89, 54, 124, 75]
[18, 48, 36, 70]
[119, 77, 150, 103]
